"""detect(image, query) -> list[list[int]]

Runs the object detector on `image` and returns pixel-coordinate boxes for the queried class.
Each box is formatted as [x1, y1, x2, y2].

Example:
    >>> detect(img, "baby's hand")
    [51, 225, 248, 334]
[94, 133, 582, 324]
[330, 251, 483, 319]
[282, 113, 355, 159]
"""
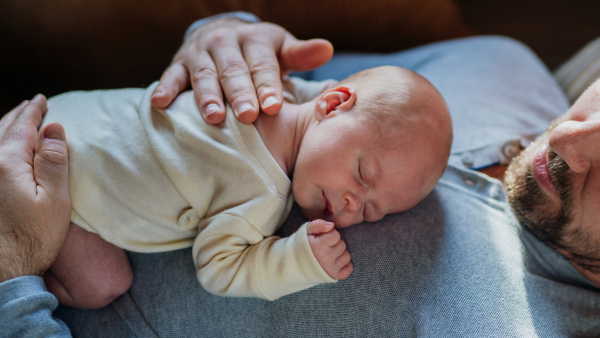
[307, 219, 353, 280]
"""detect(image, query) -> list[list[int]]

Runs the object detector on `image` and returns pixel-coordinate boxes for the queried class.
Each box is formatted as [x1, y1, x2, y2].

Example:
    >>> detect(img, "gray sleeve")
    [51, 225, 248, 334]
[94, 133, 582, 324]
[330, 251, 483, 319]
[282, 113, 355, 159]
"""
[0, 276, 71, 338]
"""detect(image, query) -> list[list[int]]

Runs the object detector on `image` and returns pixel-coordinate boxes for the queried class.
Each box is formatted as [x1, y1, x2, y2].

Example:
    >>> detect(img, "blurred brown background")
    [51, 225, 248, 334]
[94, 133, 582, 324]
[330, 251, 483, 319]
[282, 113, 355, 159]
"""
[1, 0, 600, 115]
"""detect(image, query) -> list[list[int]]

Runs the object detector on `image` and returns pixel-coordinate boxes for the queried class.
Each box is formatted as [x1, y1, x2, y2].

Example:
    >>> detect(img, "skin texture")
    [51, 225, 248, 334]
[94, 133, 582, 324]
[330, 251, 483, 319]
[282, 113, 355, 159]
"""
[44, 223, 133, 309]
[0, 96, 71, 283]
[307, 219, 352, 280]
[151, 18, 333, 125]
[254, 66, 452, 279]
[505, 78, 600, 287]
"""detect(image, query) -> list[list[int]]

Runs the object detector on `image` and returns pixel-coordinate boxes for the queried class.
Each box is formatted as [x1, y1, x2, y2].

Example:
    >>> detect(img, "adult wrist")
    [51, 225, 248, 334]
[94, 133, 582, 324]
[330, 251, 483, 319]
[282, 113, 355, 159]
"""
[184, 12, 261, 42]
[0, 237, 46, 282]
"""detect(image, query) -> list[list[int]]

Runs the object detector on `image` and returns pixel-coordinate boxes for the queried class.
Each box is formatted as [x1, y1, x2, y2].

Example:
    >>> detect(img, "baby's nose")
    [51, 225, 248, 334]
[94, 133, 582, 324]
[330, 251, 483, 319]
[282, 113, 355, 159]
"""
[342, 192, 361, 213]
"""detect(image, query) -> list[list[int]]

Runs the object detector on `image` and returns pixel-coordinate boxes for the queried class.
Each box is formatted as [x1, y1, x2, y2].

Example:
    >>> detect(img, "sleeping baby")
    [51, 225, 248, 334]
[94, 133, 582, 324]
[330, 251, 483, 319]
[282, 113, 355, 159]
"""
[42, 66, 452, 309]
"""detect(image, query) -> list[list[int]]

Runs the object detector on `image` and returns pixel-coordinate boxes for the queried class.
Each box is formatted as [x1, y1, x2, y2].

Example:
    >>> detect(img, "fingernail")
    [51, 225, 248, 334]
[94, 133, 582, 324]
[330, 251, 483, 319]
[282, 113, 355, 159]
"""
[237, 103, 255, 116]
[263, 96, 279, 108]
[151, 90, 162, 99]
[205, 103, 221, 116]
[44, 124, 65, 141]
[326, 222, 334, 226]
[33, 93, 43, 101]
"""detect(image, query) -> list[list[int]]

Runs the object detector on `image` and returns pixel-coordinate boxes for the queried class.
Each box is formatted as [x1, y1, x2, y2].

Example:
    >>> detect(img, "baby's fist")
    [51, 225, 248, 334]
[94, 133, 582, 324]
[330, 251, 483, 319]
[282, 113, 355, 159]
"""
[307, 219, 353, 280]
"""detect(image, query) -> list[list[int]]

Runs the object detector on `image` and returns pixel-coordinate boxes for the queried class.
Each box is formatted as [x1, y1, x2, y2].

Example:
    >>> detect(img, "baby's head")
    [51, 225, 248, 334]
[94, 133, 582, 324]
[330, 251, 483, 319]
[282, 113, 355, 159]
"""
[292, 66, 452, 228]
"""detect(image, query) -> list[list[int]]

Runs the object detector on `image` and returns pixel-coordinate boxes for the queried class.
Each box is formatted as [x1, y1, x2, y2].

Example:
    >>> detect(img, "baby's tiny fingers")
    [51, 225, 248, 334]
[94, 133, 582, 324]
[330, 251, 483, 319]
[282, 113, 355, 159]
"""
[319, 228, 341, 246]
[331, 237, 346, 255]
[307, 219, 334, 235]
[335, 250, 351, 268]
[337, 261, 354, 280]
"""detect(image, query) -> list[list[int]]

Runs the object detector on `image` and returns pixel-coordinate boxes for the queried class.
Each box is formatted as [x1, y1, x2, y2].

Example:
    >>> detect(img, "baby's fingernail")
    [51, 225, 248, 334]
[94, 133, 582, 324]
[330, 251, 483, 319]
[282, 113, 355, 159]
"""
[33, 93, 43, 101]
[326, 222, 334, 226]
[263, 96, 279, 108]
[205, 103, 221, 116]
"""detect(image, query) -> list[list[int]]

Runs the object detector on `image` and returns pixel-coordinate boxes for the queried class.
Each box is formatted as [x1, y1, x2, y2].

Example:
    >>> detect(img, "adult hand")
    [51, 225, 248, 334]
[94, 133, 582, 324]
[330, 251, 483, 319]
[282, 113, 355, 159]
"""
[0, 95, 71, 283]
[151, 18, 333, 124]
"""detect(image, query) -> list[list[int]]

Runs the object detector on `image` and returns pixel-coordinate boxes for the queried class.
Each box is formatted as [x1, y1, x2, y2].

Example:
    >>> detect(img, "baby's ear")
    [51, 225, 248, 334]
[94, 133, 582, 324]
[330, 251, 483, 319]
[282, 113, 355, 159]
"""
[314, 85, 357, 121]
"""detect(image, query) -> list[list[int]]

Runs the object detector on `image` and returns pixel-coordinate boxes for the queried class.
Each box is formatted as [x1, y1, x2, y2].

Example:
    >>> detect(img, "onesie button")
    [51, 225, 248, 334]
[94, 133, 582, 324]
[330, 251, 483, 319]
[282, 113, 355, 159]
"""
[178, 207, 200, 228]
[502, 140, 521, 160]
[461, 153, 474, 167]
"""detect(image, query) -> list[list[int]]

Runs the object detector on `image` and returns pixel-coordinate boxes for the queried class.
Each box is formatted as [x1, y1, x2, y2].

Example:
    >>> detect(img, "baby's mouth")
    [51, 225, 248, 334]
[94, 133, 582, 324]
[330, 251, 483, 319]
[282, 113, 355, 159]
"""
[322, 190, 333, 217]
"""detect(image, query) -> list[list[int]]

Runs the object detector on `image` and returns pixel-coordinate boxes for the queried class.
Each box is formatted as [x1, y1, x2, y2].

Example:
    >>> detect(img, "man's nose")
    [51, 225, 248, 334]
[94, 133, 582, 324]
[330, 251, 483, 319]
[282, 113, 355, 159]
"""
[342, 191, 361, 213]
[549, 119, 600, 174]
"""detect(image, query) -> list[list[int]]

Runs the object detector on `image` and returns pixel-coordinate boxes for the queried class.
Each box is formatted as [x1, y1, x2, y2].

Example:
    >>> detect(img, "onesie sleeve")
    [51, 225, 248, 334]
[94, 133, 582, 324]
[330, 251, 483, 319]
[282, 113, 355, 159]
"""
[192, 213, 336, 300]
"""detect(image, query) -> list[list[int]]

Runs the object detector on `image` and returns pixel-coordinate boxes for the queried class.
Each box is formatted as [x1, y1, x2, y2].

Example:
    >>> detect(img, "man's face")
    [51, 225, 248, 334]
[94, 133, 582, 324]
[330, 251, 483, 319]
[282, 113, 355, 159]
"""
[292, 112, 434, 229]
[506, 79, 600, 284]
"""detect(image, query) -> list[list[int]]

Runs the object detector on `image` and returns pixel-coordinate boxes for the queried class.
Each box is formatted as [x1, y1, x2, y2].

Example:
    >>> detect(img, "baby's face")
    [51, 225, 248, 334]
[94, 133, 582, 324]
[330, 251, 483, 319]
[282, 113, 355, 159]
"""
[292, 110, 437, 228]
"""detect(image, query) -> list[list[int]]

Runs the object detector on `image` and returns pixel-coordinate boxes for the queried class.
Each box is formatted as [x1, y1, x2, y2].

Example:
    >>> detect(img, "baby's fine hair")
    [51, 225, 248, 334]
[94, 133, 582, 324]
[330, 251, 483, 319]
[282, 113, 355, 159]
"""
[337, 66, 452, 155]
[338, 66, 440, 125]
[336, 66, 453, 197]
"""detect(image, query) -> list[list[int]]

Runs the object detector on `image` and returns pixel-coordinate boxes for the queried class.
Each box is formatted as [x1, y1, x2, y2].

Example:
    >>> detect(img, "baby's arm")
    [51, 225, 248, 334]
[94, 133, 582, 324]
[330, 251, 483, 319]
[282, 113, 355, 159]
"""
[306, 219, 353, 280]
[192, 213, 338, 300]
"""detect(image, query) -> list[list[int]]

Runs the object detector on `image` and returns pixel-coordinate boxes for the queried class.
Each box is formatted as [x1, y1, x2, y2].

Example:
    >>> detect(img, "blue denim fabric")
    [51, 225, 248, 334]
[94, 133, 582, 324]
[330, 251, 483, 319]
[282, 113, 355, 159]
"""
[52, 36, 600, 337]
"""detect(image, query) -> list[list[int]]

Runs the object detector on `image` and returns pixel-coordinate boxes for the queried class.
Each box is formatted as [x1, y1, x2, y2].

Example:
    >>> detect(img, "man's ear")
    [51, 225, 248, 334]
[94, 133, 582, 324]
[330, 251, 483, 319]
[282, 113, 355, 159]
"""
[314, 85, 357, 121]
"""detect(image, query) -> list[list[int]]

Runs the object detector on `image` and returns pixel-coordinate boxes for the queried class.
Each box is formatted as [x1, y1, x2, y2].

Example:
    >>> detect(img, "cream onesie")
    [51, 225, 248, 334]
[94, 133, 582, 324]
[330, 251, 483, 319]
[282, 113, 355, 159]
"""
[42, 78, 337, 300]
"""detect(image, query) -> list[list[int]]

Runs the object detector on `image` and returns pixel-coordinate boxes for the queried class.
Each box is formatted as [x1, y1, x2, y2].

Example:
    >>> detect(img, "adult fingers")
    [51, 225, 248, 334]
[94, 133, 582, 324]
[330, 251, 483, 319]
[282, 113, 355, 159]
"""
[279, 36, 334, 74]
[189, 51, 228, 125]
[34, 123, 69, 205]
[242, 36, 283, 115]
[1, 95, 47, 165]
[151, 63, 190, 109]
[0, 100, 28, 140]
[208, 35, 259, 123]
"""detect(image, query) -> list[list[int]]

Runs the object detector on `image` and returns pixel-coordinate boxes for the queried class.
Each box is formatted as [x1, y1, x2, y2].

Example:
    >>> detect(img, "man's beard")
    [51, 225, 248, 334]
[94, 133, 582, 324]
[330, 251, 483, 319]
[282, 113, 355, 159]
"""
[505, 121, 575, 251]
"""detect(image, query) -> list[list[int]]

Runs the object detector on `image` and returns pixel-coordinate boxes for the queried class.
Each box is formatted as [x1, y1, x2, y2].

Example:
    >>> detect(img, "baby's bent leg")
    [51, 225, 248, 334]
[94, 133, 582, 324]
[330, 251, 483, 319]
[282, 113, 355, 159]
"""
[44, 223, 133, 309]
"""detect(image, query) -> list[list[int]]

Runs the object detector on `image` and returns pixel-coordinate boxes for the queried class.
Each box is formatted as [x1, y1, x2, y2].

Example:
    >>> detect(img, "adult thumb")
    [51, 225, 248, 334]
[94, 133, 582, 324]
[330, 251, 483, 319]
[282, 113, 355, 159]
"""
[280, 36, 334, 74]
[34, 123, 70, 201]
